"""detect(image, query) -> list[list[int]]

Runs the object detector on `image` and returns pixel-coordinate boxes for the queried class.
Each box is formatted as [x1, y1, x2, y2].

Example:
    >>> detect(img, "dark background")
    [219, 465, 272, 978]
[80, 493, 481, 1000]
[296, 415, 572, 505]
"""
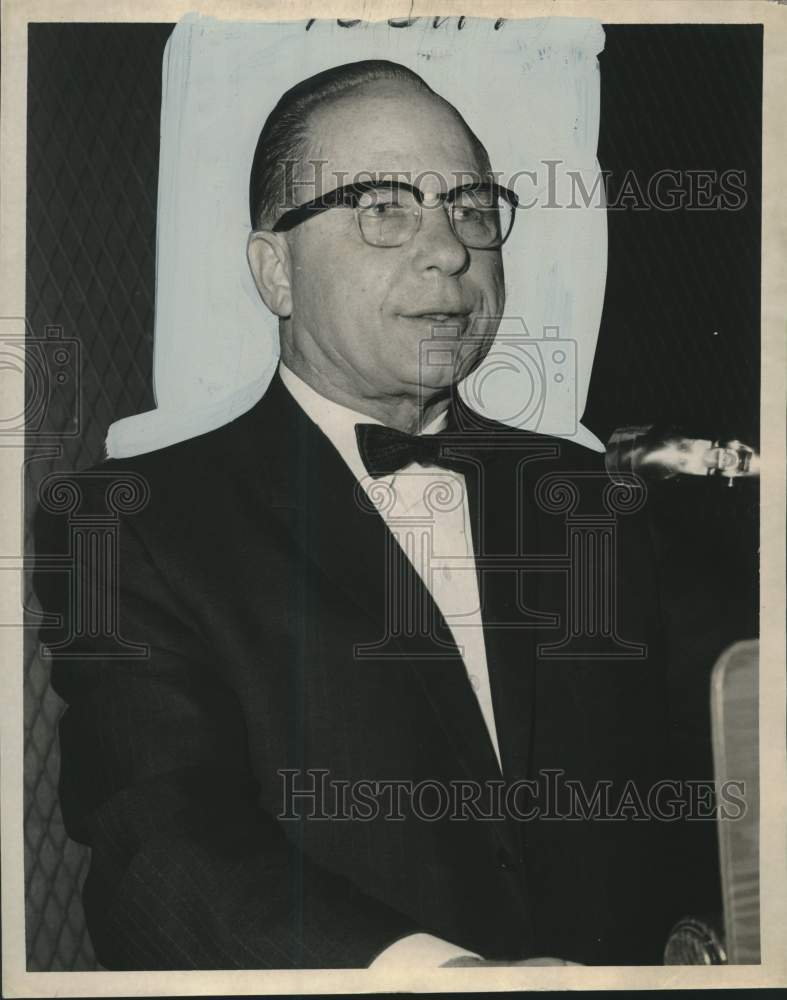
[589, 24, 761, 443]
[24, 22, 761, 970]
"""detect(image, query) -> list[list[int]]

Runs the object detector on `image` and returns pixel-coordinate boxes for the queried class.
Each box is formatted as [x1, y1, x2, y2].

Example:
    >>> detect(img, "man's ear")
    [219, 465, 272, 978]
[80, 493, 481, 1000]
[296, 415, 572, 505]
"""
[247, 230, 293, 318]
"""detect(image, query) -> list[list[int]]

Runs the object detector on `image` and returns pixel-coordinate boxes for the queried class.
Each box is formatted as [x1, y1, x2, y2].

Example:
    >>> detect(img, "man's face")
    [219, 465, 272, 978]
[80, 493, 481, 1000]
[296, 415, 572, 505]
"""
[278, 81, 506, 403]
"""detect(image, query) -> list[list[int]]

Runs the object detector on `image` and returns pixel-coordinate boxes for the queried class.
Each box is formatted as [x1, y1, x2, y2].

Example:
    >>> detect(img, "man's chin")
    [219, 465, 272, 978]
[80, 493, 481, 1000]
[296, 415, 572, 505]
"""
[406, 361, 460, 391]
[406, 343, 488, 390]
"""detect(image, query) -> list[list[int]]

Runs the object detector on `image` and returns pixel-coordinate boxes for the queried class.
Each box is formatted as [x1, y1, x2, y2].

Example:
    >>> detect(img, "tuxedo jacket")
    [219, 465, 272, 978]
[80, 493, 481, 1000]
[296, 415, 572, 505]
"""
[33, 373, 721, 969]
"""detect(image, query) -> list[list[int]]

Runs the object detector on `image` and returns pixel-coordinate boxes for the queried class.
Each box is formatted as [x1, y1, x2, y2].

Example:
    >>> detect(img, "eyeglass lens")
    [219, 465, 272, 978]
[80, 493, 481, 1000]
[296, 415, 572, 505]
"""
[356, 186, 512, 249]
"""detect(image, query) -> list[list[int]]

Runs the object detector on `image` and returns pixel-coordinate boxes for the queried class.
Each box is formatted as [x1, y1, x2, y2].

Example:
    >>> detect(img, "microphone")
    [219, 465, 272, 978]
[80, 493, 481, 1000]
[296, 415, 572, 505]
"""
[605, 426, 759, 487]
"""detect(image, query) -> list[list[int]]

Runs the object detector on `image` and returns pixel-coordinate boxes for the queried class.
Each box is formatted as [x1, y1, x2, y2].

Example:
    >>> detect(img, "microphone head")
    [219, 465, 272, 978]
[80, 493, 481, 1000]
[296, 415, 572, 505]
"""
[605, 425, 758, 485]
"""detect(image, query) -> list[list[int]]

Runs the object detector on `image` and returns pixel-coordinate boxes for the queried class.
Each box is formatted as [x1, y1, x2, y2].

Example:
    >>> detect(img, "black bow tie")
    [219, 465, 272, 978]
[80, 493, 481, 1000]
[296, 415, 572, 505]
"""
[355, 423, 467, 479]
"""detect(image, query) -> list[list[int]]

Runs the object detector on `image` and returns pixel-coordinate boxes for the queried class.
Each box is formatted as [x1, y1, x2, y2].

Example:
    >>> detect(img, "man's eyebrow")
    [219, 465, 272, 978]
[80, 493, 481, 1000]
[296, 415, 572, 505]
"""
[362, 177, 410, 187]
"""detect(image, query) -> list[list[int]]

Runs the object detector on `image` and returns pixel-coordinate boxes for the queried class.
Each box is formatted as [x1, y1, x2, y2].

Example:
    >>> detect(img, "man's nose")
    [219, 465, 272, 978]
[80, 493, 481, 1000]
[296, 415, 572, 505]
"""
[411, 201, 470, 276]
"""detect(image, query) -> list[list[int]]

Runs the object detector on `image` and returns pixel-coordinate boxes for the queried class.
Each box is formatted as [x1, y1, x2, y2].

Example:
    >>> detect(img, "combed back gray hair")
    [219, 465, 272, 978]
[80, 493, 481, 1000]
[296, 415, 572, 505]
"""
[248, 59, 487, 230]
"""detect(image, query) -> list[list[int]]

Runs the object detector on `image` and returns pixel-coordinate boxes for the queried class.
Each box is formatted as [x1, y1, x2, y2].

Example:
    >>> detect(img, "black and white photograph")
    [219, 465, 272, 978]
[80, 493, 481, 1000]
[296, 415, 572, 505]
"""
[1, 0, 785, 994]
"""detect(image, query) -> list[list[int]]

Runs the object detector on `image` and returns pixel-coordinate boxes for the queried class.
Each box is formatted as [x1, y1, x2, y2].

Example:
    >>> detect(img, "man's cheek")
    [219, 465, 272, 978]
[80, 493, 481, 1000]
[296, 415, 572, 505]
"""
[475, 258, 505, 309]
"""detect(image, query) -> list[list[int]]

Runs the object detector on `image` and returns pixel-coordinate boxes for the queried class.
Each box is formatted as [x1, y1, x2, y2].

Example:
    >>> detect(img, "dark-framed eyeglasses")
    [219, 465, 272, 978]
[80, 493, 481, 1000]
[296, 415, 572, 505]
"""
[269, 179, 520, 250]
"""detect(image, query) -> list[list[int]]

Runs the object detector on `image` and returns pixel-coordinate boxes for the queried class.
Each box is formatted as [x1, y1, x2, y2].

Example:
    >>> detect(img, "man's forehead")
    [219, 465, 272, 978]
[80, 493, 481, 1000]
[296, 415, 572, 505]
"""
[302, 84, 488, 194]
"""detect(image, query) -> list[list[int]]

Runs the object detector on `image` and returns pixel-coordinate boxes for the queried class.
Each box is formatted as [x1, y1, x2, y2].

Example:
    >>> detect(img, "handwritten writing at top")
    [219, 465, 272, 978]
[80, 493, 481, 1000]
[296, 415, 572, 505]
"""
[304, 18, 507, 31]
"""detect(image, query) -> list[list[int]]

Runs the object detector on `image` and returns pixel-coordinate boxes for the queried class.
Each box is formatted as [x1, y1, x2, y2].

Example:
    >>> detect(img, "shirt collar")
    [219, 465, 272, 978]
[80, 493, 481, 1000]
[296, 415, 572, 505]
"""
[278, 361, 448, 482]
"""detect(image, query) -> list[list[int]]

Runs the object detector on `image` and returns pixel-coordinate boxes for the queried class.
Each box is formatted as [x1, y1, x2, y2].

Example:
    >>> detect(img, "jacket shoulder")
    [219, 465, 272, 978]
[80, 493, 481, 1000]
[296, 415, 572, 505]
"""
[33, 401, 266, 545]
[469, 416, 607, 473]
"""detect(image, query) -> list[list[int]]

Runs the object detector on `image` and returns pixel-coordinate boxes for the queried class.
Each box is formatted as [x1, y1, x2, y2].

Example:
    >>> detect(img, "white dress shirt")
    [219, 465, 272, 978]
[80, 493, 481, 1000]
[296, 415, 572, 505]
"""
[278, 362, 501, 967]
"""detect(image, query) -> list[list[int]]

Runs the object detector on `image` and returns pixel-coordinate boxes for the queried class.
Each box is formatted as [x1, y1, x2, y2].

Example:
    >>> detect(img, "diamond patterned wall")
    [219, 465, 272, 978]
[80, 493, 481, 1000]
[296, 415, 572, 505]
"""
[24, 23, 172, 971]
[23, 22, 760, 971]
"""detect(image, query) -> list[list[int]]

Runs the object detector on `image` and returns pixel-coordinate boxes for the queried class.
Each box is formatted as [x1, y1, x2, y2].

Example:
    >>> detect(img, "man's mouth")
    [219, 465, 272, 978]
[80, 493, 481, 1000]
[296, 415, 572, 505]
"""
[402, 311, 471, 322]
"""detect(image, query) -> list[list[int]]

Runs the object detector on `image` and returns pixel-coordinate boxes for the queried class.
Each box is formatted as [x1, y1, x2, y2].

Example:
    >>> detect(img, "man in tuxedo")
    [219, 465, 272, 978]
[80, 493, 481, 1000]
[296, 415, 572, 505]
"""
[33, 59, 716, 970]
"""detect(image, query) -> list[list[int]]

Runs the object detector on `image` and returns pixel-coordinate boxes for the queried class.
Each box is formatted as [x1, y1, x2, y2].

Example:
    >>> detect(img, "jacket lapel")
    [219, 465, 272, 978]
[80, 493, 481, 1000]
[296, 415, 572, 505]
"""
[442, 400, 564, 786]
[470, 451, 541, 787]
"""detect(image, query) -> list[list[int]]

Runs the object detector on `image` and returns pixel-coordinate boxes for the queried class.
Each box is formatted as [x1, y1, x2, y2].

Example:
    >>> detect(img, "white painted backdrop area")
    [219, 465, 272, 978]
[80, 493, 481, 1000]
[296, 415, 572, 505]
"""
[106, 15, 607, 458]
